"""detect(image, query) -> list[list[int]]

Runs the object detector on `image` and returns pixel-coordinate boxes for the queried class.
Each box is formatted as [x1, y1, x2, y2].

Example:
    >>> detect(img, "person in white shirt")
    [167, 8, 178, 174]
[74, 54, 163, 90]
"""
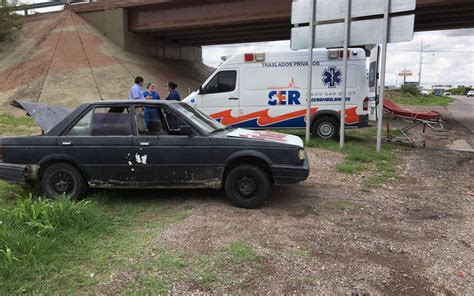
[129, 76, 146, 100]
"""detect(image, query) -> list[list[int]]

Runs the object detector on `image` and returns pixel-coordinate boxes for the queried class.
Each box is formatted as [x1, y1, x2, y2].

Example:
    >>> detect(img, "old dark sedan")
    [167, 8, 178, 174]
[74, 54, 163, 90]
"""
[0, 100, 309, 208]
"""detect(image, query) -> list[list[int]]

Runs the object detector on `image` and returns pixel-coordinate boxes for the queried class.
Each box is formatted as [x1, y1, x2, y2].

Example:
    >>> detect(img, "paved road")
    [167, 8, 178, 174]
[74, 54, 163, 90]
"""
[448, 95, 474, 133]
[445, 95, 474, 152]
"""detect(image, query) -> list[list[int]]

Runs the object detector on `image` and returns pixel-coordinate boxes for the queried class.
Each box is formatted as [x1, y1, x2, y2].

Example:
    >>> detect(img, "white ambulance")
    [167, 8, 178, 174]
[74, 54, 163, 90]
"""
[183, 48, 369, 139]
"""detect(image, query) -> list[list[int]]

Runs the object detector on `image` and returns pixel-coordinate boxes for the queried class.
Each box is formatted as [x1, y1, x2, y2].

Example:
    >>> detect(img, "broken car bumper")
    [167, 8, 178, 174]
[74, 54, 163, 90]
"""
[0, 162, 28, 184]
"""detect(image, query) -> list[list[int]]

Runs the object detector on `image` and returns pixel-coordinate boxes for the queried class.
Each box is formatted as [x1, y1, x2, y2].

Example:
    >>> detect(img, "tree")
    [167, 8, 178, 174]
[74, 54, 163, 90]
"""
[0, 0, 25, 42]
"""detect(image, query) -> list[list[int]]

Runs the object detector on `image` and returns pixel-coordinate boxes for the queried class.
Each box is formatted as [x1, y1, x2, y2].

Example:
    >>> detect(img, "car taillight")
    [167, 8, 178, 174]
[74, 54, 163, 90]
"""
[363, 97, 368, 111]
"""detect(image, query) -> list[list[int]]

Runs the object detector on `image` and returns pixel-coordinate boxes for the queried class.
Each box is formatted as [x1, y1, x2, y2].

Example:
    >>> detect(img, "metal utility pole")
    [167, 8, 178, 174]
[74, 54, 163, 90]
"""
[418, 38, 423, 85]
[305, 0, 316, 144]
[376, 0, 390, 153]
[418, 39, 433, 88]
[339, 0, 351, 149]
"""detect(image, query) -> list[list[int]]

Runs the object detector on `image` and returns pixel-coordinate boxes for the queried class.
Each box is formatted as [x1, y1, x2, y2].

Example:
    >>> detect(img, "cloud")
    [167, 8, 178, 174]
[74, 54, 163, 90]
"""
[203, 29, 474, 88]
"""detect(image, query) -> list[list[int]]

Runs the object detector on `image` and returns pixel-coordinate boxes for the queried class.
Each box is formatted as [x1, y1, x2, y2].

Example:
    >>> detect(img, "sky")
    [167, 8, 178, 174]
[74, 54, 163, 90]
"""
[203, 28, 474, 89]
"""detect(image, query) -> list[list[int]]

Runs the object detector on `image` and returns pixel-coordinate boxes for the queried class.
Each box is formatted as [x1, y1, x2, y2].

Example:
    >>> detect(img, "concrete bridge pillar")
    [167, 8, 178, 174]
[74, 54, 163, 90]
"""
[78, 8, 202, 62]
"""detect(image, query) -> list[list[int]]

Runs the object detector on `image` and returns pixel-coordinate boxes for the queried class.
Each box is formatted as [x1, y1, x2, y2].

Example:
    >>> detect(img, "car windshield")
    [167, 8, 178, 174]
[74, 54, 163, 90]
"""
[172, 103, 226, 134]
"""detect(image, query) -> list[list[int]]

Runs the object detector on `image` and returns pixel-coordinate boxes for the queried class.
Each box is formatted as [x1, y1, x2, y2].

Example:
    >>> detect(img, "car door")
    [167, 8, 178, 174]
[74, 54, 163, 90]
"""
[57, 105, 135, 184]
[200, 70, 240, 126]
[131, 104, 217, 187]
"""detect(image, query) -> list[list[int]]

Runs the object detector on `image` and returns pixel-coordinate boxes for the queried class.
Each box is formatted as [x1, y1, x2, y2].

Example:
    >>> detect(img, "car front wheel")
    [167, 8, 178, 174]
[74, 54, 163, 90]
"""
[41, 163, 87, 200]
[225, 164, 271, 209]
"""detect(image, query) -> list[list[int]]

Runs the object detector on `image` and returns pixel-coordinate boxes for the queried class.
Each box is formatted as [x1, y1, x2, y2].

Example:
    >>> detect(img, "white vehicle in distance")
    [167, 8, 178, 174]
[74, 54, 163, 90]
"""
[183, 49, 370, 139]
[467, 90, 474, 97]
[421, 89, 432, 95]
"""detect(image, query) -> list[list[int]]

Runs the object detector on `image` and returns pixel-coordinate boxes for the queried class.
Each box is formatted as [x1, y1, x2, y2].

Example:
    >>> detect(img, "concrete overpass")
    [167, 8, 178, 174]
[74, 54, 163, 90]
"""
[69, 0, 474, 61]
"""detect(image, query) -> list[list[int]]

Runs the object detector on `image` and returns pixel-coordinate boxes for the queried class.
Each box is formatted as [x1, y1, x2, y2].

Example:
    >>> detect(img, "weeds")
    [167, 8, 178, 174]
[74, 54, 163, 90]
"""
[6, 194, 101, 236]
[0, 180, 25, 200]
[0, 195, 108, 294]
[229, 241, 259, 263]
[0, 246, 18, 267]
[0, 113, 39, 135]
[386, 90, 453, 106]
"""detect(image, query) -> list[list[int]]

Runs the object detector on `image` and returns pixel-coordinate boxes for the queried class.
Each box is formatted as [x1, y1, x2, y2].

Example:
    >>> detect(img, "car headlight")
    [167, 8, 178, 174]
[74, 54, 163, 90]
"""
[297, 149, 306, 162]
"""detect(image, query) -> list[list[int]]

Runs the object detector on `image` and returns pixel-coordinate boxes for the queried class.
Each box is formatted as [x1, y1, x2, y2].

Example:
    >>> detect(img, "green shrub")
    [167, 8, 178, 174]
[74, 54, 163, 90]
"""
[400, 83, 420, 96]
[448, 87, 472, 95]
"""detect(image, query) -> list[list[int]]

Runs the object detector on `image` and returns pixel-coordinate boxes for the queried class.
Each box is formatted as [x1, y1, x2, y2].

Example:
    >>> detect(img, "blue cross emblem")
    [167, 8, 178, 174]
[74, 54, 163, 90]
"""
[321, 66, 343, 88]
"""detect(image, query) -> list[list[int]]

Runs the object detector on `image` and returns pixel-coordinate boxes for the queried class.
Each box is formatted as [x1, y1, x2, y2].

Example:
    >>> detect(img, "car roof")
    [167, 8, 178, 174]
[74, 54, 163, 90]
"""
[82, 99, 180, 106]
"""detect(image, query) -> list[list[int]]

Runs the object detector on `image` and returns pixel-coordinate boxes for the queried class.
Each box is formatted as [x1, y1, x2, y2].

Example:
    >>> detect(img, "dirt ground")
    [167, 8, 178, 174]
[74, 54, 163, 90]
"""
[120, 106, 472, 295]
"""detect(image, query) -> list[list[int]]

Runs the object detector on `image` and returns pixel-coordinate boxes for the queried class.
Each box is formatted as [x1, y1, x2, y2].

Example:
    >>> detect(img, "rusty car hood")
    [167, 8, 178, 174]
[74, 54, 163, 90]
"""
[11, 100, 72, 132]
[226, 128, 304, 148]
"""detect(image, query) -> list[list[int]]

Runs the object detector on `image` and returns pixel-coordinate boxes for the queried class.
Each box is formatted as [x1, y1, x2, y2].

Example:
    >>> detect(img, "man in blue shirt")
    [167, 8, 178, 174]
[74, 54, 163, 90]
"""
[129, 76, 145, 100]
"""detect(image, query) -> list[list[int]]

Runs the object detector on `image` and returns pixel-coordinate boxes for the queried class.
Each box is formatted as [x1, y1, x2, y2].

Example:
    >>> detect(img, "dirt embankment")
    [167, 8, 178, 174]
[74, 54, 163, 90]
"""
[0, 10, 212, 113]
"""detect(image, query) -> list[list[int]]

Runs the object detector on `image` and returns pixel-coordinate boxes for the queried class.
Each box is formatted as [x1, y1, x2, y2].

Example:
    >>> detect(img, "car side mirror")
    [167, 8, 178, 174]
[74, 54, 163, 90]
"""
[198, 85, 203, 95]
[179, 125, 193, 136]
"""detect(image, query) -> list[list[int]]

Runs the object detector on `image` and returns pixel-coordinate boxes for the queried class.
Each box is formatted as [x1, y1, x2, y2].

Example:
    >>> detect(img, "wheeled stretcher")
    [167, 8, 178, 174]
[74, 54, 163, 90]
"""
[383, 99, 444, 147]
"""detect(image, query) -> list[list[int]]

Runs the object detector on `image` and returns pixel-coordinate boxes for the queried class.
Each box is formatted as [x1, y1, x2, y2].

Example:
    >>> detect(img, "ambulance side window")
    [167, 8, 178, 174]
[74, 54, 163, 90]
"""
[202, 71, 236, 94]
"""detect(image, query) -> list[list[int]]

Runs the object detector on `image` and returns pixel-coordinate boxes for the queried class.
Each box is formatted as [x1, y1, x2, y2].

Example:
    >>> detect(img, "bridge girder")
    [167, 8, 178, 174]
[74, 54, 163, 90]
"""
[70, 0, 474, 46]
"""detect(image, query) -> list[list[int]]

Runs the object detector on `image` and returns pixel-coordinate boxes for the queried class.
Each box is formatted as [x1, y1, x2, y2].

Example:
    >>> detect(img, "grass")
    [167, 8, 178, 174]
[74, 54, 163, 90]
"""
[228, 241, 259, 263]
[0, 113, 39, 135]
[0, 189, 191, 295]
[386, 90, 453, 106]
[283, 128, 402, 188]
[0, 195, 109, 294]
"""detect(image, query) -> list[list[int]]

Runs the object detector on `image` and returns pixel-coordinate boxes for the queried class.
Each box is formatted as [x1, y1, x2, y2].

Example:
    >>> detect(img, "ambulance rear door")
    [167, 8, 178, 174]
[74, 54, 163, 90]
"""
[368, 46, 380, 122]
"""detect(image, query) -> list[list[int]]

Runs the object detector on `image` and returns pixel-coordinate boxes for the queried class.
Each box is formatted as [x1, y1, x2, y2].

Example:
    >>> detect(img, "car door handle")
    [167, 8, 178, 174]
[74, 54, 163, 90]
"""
[139, 142, 150, 146]
[228, 97, 239, 100]
[61, 142, 72, 146]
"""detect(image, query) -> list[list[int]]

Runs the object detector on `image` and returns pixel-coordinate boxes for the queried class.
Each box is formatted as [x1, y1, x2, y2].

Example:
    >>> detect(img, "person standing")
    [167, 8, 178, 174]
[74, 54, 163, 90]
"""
[165, 81, 181, 101]
[143, 82, 160, 101]
[143, 83, 161, 132]
[164, 81, 181, 131]
[129, 76, 145, 100]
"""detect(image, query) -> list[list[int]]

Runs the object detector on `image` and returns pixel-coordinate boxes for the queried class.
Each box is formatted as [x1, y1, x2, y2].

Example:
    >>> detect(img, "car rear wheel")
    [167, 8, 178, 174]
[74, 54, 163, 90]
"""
[311, 116, 339, 139]
[41, 163, 87, 200]
[225, 164, 271, 209]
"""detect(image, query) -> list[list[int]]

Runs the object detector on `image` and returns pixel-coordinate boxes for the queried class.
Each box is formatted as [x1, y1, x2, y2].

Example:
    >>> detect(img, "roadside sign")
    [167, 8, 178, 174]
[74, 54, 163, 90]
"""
[398, 70, 413, 76]
[291, 0, 416, 24]
[291, 15, 414, 49]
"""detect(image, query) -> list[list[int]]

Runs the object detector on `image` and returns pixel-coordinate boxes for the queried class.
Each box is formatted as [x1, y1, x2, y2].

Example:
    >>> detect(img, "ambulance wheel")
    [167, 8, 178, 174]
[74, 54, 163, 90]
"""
[311, 117, 339, 139]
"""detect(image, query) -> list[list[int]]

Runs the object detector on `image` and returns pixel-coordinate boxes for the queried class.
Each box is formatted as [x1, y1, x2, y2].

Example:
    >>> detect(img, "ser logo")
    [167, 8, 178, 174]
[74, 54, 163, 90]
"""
[322, 66, 342, 88]
[267, 79, 302, 106]
[268, 90, 301, 106]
